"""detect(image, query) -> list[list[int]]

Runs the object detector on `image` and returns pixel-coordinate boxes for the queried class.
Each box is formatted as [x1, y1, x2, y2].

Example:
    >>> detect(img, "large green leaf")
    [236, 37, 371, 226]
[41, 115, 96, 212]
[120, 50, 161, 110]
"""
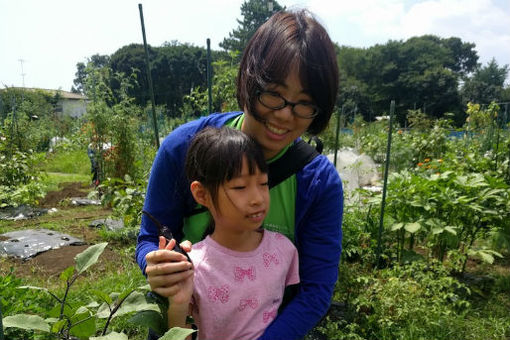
[404, 222, 421, 233]
[391, 223, 404, 231]
[90, 331, 128, 340]
[75, 242, 108, 274]
[3, 314, 50, 332]
[160, 327, 197, 340]
[444, 226, 457, 235]
[97, 291, 159, 319]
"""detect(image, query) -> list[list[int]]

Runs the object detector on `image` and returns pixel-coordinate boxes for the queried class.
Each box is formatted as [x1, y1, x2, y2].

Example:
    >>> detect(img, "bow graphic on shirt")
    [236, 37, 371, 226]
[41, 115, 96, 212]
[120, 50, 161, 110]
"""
[238, 298, 259, 311]
[207, 285, 230, 303]
[234, 266, 256, 282]
[263, 309, 277, 323]
[263, 252, 279, 267]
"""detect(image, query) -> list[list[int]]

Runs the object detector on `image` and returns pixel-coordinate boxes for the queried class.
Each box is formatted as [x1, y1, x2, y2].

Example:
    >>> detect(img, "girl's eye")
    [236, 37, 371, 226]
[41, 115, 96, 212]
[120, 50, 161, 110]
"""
[260, 182, 269, 187]
[231, 186, 246, 190]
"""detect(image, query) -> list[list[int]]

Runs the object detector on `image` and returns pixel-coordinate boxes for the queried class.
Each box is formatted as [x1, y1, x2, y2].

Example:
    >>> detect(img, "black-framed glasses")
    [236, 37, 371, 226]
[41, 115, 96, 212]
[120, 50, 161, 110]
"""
[257, 91, 319, 119]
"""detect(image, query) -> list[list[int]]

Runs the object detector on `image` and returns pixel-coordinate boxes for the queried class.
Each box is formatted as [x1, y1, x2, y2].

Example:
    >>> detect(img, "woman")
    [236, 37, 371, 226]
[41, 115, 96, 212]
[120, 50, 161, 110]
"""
[136, 9, 343, 340]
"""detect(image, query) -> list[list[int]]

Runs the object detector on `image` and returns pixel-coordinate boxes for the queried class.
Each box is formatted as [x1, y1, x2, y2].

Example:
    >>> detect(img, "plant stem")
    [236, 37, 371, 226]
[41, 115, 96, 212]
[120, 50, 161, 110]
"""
[102, 289, 135, 335]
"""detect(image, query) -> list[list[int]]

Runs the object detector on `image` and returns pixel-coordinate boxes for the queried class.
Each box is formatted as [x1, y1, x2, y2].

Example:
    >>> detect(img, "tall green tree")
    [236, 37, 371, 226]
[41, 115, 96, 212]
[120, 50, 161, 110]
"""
[461, 58, 509, 104]
[337, 35, 479, 124]
[71, 54, 110, 94]
[220, 0, 284, 53]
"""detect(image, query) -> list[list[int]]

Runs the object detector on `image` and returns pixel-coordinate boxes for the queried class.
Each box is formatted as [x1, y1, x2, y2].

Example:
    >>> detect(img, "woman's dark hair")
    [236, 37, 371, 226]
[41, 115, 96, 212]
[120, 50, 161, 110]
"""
[237, 10, 339, 135]
[185, 126, 268, 210]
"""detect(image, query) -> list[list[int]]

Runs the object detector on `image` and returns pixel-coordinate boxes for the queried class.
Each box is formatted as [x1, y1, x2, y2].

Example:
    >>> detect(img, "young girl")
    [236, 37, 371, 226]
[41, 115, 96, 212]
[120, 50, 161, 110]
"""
[163, 126, 299, 340]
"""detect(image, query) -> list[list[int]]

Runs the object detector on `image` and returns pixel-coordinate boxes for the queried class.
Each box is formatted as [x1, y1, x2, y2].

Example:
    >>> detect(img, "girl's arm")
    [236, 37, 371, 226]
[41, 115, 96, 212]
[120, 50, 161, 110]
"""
[168, 300, 192, 329]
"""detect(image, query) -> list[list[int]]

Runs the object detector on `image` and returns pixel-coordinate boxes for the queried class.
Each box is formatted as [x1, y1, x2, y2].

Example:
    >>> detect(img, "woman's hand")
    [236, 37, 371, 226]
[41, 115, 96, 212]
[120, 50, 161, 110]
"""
[145, 237, 193, 299]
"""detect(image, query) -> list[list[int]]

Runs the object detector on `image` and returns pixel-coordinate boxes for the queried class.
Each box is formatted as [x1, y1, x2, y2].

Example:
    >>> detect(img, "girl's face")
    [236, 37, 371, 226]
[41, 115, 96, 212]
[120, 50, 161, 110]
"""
[241, 66, 314, 159]
[209, 157, 269, 234]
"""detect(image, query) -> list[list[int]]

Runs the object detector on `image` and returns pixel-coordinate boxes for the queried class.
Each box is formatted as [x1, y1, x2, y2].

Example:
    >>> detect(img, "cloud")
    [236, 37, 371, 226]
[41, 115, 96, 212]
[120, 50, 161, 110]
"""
[300, 0, 510, 69]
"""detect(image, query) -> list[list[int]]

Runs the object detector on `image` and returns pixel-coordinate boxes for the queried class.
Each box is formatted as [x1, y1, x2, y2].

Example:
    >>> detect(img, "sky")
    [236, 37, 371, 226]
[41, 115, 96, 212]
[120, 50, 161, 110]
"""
[1, 0, 509, 91]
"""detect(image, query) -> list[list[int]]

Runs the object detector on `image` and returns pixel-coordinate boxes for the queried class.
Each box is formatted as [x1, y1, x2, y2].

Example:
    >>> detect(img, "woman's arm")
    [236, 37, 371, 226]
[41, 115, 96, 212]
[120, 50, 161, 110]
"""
[259, 159, 343, 340]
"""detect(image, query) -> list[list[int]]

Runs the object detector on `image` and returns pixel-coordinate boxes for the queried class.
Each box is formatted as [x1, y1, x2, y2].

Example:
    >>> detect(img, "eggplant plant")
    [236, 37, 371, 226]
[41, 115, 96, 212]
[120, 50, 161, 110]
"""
[1, 243, 195, 340]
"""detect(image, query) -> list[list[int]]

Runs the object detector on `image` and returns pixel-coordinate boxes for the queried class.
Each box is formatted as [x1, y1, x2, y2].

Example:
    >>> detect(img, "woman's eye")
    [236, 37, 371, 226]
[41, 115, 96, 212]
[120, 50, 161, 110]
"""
[260, 182, 269, 186]
[232, 186, 246, 190]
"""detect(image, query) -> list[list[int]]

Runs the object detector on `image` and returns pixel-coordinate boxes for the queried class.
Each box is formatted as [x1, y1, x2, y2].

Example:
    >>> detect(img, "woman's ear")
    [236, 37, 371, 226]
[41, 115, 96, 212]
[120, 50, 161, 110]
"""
[190, 181, 211, 207]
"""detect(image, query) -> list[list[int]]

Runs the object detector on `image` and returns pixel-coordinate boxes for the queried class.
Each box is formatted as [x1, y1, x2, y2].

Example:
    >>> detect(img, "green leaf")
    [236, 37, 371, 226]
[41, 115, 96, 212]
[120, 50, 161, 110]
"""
[444, 226, 457, 235]
[97, 291, 159, 319]
[93, 289, 113, 305]
[432, 227, 443, 235]
[60, 265, 75, 282]
[478, 251, 494, 264]
[70, 307, 96, 338]
[86, 301, 100, 308]
[18, 285, 48, 291]
[138, 284, 151, 291]
[51, 319, 67, 333]
[116, 288, 135, 305]
[3, 314, 51, 332]
[404, 222, 421, 233]
[129, 310, 167, 336]
[391, 223, 404, 231]
[159, 327, 197, 340]
[75, 242, 108, 274]
[90, 331, 129, 340]
[401, 249, 424, 264]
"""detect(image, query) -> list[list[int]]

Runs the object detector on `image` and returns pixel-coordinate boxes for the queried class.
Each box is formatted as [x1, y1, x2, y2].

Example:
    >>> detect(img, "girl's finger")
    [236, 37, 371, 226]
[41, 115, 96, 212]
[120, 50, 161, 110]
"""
[180, 240, 192, 253]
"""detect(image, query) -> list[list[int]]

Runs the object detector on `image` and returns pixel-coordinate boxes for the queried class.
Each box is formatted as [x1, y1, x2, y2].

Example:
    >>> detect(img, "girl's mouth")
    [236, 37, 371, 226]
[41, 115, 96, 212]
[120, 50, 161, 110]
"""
[247, 211, 266, 222]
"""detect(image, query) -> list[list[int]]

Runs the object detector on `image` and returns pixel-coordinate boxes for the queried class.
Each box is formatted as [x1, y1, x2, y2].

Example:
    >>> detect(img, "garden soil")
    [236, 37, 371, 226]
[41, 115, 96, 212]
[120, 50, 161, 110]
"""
[4, 245, 120, 279]
[0, 182, 120, 280]
[38, 182, 91, 207]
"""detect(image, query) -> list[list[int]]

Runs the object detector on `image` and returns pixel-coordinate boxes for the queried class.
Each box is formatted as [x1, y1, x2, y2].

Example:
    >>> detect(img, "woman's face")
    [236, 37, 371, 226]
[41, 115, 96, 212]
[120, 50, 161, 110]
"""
[241, 67, 314, 160]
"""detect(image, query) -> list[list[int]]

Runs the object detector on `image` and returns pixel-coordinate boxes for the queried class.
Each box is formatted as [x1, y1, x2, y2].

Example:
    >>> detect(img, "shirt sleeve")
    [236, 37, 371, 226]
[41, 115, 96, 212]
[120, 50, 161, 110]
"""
[258, 158, 343, 340]
[135, 132, 190, 275]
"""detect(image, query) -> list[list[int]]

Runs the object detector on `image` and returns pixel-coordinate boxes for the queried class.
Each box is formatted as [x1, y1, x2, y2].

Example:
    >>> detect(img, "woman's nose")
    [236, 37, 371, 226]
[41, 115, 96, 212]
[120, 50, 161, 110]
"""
[273, 104, 293, 121]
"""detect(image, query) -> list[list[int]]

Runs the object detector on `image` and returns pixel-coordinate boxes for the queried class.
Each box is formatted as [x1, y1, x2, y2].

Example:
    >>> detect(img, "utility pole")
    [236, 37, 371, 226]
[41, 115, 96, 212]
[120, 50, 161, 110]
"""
[18, 59, 26, 88]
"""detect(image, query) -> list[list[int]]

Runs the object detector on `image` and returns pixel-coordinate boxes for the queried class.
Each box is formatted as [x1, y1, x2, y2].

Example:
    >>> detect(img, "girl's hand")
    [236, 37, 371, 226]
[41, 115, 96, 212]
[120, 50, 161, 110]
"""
[145, 237, 193, 299]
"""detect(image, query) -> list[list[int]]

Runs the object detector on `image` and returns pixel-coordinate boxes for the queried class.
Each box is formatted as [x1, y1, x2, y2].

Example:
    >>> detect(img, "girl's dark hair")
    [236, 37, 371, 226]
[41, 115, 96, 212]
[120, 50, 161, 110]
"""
[237, 10, 339, 135]
[185, 126, 268, 210]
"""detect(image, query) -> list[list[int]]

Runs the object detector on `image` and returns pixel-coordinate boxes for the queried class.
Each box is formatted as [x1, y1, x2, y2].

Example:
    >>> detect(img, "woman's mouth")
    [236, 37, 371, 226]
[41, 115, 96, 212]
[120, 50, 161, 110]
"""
[265, 122, 288, 137]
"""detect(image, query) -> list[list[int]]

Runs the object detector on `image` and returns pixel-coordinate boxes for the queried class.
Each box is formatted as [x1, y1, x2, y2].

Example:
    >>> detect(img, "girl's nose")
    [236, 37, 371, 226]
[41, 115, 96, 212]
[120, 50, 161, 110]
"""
[250, 187, 265, 205]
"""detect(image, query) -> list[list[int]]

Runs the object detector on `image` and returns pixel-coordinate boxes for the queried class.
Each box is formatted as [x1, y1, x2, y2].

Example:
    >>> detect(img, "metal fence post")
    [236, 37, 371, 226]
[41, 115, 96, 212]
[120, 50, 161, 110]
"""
[138, 3, 160, 149]
[207, 38, 213, 115]
[334, 106, 344, 167]
[376, 100, 395, 268]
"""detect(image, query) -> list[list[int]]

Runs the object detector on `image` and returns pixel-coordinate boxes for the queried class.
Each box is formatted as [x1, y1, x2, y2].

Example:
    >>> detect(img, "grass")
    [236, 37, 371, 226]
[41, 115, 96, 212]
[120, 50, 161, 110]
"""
[40, 148, 91, 175]
[41, 172, 91, 192]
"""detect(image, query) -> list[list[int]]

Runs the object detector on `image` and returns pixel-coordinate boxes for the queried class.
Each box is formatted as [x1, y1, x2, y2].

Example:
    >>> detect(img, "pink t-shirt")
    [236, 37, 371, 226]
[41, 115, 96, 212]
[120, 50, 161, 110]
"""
[189, 230, 300, 340]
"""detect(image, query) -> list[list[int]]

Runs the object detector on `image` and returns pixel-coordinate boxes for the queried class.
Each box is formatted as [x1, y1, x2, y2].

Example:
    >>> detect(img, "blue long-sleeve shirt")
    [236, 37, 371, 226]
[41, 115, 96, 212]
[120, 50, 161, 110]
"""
[136, 112, 343, 340]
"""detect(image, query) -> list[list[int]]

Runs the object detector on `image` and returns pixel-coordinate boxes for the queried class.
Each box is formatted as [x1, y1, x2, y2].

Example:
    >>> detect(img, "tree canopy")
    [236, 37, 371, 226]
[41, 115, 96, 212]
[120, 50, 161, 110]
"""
[70, 0, 509, 126]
